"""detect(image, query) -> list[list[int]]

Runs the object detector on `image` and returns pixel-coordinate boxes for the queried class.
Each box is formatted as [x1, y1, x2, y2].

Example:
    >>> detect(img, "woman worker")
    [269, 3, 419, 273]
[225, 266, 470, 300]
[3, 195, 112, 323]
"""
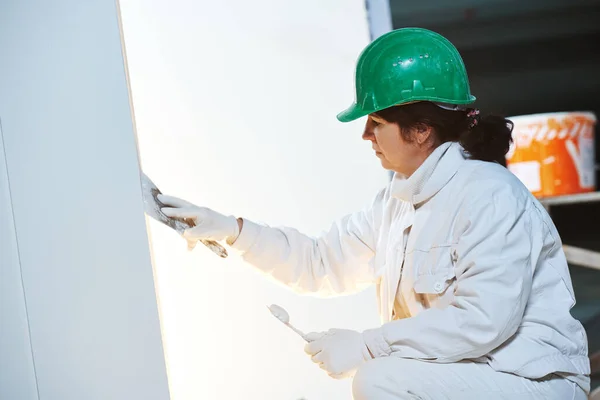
[159, 27, 590, 399]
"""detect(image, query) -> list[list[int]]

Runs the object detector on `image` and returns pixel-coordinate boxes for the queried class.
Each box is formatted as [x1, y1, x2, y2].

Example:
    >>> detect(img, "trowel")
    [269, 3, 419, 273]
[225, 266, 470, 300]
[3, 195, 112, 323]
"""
[140, 172, 228, 258]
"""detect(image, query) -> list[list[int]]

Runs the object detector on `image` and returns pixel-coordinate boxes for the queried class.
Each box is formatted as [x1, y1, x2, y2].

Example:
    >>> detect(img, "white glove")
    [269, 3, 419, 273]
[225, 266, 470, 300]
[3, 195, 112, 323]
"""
[304, 329, 373, 379]
[158, 194, 240, 250]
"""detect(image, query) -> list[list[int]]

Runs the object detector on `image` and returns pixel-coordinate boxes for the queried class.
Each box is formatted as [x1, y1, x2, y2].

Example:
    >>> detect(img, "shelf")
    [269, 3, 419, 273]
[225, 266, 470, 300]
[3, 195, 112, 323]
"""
[539, 191, 600, 207]
[535, 192, 600, 272]
[564, 245, 600, 272]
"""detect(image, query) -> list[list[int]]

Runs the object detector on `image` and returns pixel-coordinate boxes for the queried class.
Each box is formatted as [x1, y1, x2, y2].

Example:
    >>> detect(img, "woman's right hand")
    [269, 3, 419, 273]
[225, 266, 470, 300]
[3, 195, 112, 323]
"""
[158, 194, 240, 249]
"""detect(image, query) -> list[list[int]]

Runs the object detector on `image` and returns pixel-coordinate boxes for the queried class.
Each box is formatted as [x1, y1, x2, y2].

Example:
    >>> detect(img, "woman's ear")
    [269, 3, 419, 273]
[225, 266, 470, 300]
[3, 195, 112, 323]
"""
[414, 123, 433, 145]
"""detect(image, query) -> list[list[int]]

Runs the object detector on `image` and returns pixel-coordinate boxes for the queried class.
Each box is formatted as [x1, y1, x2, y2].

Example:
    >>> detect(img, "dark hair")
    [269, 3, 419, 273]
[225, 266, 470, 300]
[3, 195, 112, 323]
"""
[373, 102, 514, 167]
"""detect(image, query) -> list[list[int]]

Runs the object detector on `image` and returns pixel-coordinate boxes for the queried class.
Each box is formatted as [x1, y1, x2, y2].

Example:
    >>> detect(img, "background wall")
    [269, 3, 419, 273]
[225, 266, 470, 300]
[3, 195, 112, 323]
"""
[0, 1, 170, 399]
[119, 0, 389, 398]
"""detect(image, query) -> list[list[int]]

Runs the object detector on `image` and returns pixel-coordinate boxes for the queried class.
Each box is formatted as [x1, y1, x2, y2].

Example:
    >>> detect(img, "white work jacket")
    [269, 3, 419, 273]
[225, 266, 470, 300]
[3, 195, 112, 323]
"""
[232, 142, 590, 391]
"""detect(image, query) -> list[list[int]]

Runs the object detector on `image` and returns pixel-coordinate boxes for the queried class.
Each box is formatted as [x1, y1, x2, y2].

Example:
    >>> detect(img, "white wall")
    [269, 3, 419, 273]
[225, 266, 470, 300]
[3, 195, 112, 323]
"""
[119, 1, 389, 399]
[0, 1, 170, 399]
[0, 121, 40, 400]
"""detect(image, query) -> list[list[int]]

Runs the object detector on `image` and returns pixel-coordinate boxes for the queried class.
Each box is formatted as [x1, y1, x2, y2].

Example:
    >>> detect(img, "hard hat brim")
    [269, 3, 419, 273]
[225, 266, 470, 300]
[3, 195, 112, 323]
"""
[336, 103, 370, 123]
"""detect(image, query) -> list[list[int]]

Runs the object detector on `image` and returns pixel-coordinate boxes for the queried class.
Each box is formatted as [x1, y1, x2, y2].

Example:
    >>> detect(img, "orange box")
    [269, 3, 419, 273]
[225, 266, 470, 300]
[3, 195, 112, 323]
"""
[506, 112, 596, 198]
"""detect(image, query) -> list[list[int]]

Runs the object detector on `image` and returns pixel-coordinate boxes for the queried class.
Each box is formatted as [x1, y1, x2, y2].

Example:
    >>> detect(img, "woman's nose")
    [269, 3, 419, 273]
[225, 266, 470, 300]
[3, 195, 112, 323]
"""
[362, 119, 376, 141]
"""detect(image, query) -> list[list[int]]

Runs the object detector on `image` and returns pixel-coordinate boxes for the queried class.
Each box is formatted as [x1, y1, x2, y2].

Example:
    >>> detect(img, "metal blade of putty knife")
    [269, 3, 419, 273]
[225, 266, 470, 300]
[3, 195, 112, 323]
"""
[140, 172, 228, 258]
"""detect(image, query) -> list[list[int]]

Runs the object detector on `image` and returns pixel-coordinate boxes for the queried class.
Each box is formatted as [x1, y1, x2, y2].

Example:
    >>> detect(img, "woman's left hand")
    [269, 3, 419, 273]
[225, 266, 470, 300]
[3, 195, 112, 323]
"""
[304, 329, 373, 379]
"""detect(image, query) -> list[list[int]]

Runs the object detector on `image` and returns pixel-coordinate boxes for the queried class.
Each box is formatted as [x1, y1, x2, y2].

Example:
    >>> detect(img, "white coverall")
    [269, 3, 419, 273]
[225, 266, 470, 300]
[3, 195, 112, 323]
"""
[230, 142, 591, 399]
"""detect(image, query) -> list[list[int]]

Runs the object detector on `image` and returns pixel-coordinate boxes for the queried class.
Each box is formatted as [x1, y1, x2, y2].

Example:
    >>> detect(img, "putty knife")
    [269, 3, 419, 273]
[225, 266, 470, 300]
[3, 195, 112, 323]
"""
[140, 172, 228, 258]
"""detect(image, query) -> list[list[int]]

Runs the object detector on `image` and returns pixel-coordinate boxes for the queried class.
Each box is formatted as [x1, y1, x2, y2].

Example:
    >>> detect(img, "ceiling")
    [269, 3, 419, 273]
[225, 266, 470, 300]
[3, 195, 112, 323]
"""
[390, 0, 600, 118]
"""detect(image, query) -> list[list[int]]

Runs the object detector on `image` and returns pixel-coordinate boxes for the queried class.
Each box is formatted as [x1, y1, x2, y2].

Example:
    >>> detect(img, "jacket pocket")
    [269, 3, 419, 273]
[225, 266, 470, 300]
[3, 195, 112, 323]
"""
[413, 246, 456, 295]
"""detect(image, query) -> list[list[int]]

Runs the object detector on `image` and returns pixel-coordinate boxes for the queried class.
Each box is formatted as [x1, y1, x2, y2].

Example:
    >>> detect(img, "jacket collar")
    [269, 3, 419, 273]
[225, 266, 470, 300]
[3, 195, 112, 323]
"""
[390, 142, 467, 206]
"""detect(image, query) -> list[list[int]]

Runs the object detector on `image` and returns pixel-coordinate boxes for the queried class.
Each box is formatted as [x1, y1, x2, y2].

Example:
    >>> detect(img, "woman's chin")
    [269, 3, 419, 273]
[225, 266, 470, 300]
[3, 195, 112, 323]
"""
[379, 158, 391, 169]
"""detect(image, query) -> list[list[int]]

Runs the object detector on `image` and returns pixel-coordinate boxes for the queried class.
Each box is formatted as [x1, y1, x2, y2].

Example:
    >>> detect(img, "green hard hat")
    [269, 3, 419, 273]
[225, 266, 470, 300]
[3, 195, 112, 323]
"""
[337, 27, 476, 123]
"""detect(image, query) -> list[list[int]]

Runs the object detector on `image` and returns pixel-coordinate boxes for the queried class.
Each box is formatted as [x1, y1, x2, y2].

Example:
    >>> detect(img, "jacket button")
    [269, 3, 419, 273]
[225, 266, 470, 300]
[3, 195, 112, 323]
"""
[434, 282, 443, 292]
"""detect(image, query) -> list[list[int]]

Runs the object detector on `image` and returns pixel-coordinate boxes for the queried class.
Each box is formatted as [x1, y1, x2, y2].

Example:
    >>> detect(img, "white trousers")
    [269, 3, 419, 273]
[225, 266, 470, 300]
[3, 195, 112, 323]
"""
[352, 357, 587, 400]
